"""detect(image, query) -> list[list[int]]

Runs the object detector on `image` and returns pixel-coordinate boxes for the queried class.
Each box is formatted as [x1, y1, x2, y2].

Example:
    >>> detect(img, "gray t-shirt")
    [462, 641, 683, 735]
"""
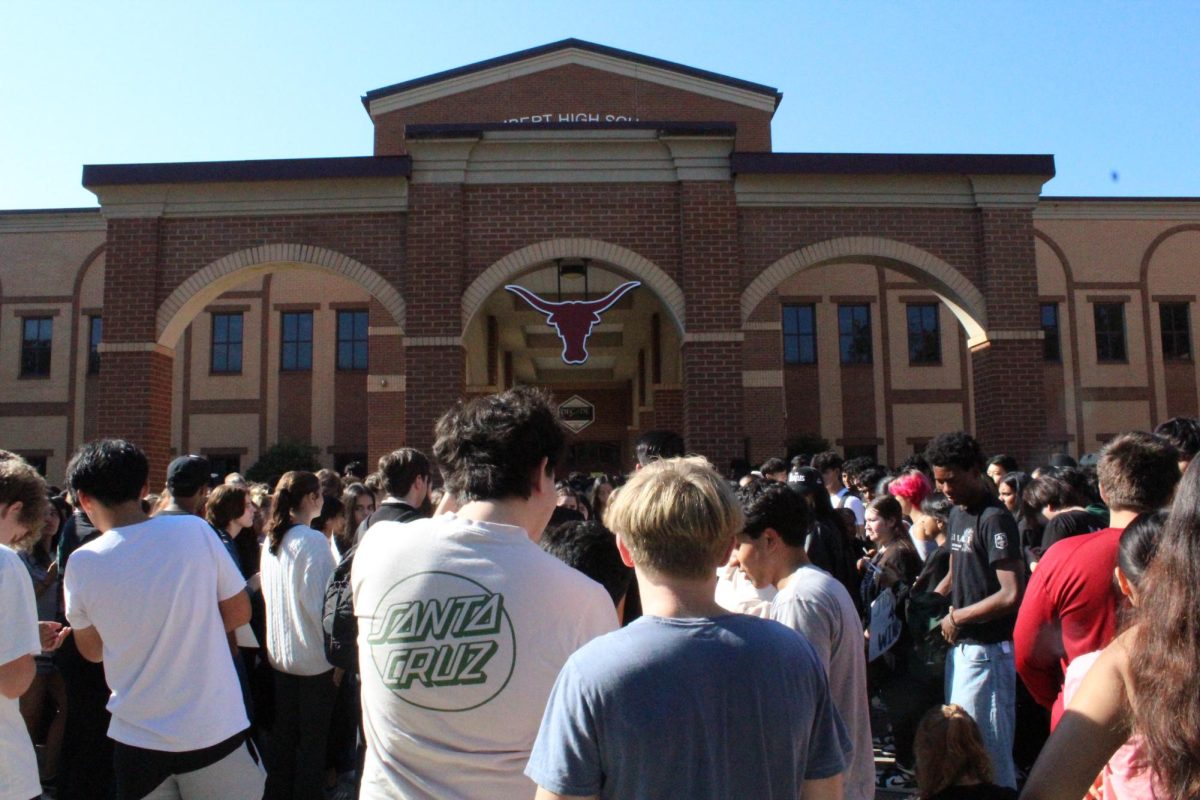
[526, 613, 850, 799]
[771, 564, 875, 800]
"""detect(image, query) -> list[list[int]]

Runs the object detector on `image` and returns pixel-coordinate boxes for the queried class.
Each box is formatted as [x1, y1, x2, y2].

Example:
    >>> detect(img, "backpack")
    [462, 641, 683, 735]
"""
[322, 544, 358, 672]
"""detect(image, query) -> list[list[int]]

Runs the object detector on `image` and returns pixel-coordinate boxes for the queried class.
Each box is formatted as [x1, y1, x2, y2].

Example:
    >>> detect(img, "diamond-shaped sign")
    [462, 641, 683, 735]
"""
[558, 395, 595, 433]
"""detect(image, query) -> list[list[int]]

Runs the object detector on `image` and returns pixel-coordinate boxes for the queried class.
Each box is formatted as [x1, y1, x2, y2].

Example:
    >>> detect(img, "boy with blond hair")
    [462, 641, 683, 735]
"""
[526, 457, 849, 800]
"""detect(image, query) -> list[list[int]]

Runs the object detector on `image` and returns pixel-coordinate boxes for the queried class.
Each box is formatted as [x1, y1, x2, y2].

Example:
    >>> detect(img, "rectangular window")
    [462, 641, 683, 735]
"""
[906, 304, 941, 364]
[87, 316, 102, 375]
[205, 453, 241, 480]
[210, 312, 244, 374]
[781, 304, 816, 365]
[20, 317, 53, 377]
[1041, 303, 1061, 362]
[1093, 302, 1127, 363]
[838, 304, 872, 365]
[280, 311, 313, 371]
[1160, 302, 1191, 361]
[336, 309, 369, 371]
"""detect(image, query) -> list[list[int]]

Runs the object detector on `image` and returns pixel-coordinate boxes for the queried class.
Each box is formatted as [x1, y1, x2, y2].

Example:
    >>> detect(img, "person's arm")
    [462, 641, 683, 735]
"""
[1013, 565, 1064, 709]
[218, 590, 252, 632]
[535, 790, 597, 800]
[940, 558, 1023, 643]
[1020, 637, 1132, 799]
[0, 653, 35, 699]
[73, 625, 104, 663]
[800, 774, 844, 800]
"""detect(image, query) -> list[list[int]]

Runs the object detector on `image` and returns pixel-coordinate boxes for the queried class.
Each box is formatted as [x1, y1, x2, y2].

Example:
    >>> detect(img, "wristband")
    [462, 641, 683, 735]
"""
[948, 610, 959, 628]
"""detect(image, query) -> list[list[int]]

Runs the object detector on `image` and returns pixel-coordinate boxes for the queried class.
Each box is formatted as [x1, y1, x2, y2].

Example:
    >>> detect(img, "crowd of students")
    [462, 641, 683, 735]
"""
[2, 389, 1199, 800]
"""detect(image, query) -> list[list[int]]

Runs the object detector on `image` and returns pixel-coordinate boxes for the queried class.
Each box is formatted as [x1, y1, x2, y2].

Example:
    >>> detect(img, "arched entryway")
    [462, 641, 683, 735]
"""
[463, 239, 686, 474]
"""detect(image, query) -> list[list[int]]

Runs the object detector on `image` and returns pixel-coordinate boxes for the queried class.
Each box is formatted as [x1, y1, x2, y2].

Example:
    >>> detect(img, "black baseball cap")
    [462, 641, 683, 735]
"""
[788, 466, 825, 497]
[166, 454, 212, 496]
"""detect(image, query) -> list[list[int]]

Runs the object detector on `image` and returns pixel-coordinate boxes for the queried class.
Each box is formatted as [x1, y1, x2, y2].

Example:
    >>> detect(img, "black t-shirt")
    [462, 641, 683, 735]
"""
[929, 783, 1017, 800]
[1040, 509, 1105, 553]
[948, 494, 1022, 644]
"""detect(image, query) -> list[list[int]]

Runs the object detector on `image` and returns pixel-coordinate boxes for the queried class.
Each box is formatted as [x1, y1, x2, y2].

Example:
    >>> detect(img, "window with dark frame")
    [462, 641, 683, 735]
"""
[781, 304, 816, 365]
[336, 309, 369, 371]
[1093, 302, 1128, 363]
[1041, 303, 1061, 362]
[906, 303, 941, 364]
[87, 316, 102, 375]
[1160, 302, 1192, 361]
[838, 304, 872, 365]
[205, 454, 241, 480]
[18, 454, 47, 476]
[280, 311, 313, 371]
[210, 312, 244, 374]
[20, 317, 53, 377]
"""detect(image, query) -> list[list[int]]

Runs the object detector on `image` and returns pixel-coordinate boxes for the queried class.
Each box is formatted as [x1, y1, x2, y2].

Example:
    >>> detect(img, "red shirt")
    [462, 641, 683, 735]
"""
[1013, 527, 1121, 727]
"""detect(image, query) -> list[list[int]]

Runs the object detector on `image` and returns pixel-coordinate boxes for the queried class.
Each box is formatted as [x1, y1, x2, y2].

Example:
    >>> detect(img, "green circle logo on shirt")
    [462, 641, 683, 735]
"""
[365, 571, 516, 712]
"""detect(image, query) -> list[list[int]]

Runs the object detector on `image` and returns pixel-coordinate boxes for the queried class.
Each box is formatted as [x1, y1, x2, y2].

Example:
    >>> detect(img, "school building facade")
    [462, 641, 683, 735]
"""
[1, 39, 1197, 481]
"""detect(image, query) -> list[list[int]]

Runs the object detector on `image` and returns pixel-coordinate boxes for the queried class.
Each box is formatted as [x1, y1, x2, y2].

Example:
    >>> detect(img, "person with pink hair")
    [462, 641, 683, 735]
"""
[889, 469, 937, 560]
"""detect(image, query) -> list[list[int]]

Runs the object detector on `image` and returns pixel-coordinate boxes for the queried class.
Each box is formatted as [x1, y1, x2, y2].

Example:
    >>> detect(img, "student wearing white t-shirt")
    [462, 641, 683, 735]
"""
[353, 387, 618, 800]
[734, 480, 875, 800]
[259, 470, 337, 800]
[0, 454, 63, 800]
[63, 439, 262, 800]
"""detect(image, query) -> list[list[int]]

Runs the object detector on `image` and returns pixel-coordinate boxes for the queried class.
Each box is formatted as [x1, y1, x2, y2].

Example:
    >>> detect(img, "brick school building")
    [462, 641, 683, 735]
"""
[1, 39, 1197, 480]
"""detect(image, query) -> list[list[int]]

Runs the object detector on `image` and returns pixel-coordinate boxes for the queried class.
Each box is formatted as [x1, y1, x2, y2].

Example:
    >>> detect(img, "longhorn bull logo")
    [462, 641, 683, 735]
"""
[505, 281, 641, 365]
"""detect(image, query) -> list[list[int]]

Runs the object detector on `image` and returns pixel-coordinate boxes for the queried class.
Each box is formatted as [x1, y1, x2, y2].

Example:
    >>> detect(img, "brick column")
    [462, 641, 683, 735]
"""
[95, 217, 175, 481]
[366, 298, 405, 467]
[403, 184, 466, 460]
[971, 208, 1047, 466]
[678, 180, 743, 468]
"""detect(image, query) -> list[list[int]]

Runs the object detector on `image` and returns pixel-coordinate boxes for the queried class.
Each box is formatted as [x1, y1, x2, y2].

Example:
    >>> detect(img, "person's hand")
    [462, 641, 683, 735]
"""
[333, 667, 345, 688]
[39, 621, 71, 651]
[940, 608, 959, 644]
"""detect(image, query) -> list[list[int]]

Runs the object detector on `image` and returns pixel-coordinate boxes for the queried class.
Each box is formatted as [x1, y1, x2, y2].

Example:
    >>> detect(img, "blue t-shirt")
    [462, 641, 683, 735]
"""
[526, 613, 850, 799]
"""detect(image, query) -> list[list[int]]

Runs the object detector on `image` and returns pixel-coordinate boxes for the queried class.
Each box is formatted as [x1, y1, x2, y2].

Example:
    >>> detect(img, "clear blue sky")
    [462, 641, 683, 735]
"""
[2, 1, 1197, 209]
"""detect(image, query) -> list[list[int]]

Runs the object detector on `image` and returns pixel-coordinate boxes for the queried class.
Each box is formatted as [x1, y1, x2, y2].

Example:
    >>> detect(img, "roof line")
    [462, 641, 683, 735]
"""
[82, 156, 411, 187]
[0, 206, 100, 215]
[1041, 195, 1200, 202]
[362, 38, 782, 109]
[732, 152, 1056, 177]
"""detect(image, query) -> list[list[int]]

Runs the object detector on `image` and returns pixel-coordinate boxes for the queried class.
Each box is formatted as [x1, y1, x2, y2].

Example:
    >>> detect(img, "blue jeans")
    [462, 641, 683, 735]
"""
[945, 641, 1017, 789]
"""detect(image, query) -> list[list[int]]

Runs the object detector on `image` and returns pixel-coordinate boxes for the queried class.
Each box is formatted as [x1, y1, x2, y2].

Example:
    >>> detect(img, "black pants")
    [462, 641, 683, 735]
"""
[56, 638, 114, 800]
[264, 669, 337, 800]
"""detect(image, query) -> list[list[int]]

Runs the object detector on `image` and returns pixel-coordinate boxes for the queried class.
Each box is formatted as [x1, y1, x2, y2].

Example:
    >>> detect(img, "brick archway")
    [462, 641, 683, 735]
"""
[156, 243, 406, 348]
[462, 238, 686, 334]
[741, 236, 990, 347]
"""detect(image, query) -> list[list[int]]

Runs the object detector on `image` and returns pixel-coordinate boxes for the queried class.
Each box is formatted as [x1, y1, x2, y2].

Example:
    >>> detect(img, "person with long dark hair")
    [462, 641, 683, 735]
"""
[997, 471, 1040, 568]
[259, 470, 337, 800]
[1020, 466, 1199, 799]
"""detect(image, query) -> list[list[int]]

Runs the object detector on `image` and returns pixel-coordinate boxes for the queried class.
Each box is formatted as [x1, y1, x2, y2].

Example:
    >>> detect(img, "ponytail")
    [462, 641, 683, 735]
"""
[266, 470, 320, 555]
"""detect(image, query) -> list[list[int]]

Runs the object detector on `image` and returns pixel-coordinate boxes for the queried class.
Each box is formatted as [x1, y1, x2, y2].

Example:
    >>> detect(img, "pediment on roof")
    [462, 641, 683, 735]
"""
[363, 39, 781, 116]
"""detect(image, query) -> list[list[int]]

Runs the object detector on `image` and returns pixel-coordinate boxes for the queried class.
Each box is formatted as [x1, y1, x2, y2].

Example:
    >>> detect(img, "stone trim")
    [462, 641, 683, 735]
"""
[987, 329, 1044, 340]
[0, 211, 106, 233]
[741, 235, 989, 348]
[404, 336, 462, 347]
[462, 238, 685, 333]
[742, 370, 783, 387]
[368, 326, 404, 336]
[97, 341, 173, 357]
[742, 321, 781, 331]
[367, 374, 406, 392]
[683, 332, 744, 343]
[156, 243, 405, 347]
